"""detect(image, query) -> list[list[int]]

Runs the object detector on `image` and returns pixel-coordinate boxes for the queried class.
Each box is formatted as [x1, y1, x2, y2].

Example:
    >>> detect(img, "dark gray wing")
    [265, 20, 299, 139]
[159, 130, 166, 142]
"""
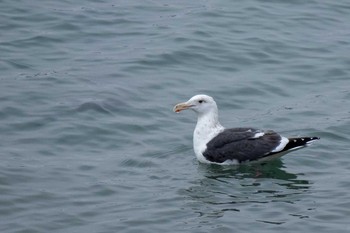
[202, 128, 282, 163]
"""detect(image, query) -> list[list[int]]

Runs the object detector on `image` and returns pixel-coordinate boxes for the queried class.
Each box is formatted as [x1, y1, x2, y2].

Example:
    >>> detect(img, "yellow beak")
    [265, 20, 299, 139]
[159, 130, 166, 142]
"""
[173, 102, 193, 113]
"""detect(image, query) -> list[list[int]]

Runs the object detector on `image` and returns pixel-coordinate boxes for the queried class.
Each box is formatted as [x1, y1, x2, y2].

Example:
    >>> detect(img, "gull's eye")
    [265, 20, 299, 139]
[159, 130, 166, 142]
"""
[198, 100, 204, 104]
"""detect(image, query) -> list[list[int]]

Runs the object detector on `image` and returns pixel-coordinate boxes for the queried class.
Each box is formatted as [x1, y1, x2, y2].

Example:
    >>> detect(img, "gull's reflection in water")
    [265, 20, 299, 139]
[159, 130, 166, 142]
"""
[199, 160, 305, 182]
[181, 160, 311, 221]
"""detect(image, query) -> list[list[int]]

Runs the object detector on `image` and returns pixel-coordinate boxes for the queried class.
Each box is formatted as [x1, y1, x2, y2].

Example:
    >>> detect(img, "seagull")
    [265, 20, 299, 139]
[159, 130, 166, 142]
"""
[173, 94, 319, 165]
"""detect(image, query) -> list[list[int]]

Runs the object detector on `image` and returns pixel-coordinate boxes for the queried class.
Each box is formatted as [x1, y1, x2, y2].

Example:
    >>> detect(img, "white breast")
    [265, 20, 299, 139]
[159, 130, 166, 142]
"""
[193, 117, 224, 163]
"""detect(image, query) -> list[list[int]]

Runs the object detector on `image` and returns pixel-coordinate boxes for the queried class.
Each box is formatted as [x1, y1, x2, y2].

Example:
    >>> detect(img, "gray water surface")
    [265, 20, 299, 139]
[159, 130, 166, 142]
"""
[1, 0, 350, 232]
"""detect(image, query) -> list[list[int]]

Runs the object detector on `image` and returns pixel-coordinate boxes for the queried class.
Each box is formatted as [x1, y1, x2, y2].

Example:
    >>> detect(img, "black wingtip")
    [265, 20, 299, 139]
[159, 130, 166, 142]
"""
[308, 136, 320, 142]
[284, 136, 319, 151]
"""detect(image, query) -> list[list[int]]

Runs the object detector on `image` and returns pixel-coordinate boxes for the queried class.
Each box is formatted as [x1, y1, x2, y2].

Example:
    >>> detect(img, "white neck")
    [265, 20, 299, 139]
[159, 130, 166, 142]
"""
[193, 109, 224, 162]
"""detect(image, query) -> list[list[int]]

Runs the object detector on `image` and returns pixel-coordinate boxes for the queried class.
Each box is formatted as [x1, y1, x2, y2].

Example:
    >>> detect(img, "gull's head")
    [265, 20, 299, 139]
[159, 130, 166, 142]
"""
[173, 94, 217, 115]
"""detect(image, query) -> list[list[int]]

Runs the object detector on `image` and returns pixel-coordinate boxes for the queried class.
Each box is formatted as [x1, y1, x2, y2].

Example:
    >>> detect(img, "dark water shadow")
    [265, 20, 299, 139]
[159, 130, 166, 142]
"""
[196, 159, 311, 195]
[180, 160, 311, 220]
[197, 159, 309, 188]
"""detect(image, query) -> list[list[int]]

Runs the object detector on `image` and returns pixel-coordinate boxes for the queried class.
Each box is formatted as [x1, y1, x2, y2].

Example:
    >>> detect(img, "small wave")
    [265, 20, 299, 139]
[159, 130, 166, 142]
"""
[76, 102, 111, 114]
